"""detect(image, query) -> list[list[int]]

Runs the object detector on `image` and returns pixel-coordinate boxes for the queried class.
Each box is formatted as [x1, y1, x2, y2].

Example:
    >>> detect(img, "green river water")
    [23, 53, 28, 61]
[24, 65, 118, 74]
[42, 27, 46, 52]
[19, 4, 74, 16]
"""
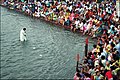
[1, 7, 96, 79]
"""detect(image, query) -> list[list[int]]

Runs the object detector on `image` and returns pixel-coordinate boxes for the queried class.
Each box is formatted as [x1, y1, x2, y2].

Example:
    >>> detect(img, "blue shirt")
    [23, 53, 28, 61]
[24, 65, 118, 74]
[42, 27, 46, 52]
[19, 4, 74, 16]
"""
[115, 43, 120, 53]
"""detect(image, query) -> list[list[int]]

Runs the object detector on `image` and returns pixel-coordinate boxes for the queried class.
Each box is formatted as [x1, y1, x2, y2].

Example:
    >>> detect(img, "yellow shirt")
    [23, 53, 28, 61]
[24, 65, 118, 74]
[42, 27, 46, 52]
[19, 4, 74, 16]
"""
[106, 45, 111, 52]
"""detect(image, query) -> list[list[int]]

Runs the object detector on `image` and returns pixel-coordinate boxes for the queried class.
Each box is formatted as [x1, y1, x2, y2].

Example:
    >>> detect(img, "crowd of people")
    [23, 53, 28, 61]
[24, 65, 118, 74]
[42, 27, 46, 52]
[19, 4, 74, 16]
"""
[1, 0, 119, 37]
[1, 0, 120, 80]
[74, 32, 120, 79]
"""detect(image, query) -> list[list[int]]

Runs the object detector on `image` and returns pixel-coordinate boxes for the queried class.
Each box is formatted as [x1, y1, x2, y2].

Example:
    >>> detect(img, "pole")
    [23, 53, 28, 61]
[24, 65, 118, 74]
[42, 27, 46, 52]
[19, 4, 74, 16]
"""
[85, 37, 88, 57]
[76, 54, 80, 72]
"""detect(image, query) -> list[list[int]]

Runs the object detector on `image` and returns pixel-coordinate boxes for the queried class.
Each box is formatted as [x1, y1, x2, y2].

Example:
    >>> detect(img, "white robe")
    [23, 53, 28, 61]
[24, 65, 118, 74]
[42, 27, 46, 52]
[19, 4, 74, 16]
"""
[20, 29, 27, 41]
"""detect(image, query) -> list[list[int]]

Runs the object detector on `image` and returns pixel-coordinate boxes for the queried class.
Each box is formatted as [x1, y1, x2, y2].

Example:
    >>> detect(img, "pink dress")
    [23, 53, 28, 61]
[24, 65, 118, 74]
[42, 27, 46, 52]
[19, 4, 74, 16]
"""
[73, 72, 80, 80]
[74, 75, 79, 80]
[69, 13, 74, 21]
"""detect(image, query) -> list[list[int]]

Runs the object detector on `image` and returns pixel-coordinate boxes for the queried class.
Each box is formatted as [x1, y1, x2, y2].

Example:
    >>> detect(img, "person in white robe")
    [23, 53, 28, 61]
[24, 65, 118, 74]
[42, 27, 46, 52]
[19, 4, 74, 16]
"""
[20, 28, 27, 41]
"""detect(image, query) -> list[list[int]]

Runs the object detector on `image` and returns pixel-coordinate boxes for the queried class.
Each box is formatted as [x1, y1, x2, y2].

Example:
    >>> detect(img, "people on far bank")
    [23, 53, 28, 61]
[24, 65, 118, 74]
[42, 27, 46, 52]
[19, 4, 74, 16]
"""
[2, 0, 119, 38]
[20, 28, 27, 42]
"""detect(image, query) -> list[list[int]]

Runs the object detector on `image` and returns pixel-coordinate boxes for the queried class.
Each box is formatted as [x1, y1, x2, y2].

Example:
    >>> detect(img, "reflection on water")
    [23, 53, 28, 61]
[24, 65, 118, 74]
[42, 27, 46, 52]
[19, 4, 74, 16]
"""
[1, 7, 96, 79]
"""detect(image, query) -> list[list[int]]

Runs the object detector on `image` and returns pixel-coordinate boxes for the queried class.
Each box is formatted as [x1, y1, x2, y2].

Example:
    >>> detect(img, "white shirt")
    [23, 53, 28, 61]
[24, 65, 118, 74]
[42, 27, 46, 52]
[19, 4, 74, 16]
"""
[79, 22, 83, 28]
[20, 29, 27, 41]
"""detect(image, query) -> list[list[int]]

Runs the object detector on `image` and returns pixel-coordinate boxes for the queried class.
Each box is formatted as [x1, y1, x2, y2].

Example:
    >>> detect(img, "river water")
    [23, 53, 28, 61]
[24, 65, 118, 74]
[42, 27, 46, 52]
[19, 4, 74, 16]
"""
[1, 7, 96, 79]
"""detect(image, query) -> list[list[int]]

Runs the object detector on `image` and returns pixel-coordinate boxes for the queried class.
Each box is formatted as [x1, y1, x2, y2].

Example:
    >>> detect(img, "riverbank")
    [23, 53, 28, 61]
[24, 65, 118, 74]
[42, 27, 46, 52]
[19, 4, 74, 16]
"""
[1, 1, 119, 37]
[0, 0, 107, 38]
[0, 6, 97, 43]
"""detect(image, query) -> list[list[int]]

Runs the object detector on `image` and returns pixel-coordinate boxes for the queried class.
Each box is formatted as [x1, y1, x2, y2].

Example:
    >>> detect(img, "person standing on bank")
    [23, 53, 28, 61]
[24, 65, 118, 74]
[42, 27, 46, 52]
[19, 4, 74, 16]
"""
[20, 28, 27, 41]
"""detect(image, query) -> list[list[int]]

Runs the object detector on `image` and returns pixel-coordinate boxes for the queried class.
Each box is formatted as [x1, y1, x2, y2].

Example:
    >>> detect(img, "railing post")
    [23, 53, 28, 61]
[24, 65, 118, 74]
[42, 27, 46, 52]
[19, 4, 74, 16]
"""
[76, 54, 80, 72]
[85, 37, 88, 57]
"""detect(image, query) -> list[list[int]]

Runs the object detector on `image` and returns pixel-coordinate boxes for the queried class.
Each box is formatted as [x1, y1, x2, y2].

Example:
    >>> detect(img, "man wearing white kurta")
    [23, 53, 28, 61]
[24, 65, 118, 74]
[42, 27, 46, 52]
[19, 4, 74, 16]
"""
[20, 28, 27, 41]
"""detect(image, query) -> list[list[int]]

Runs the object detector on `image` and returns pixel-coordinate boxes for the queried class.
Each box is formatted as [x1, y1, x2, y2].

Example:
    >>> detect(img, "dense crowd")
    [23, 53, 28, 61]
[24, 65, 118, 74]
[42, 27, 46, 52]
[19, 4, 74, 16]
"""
[1, 0, 120, 80]
[2, 0, 119, 37]
[75, 32, 120, 79]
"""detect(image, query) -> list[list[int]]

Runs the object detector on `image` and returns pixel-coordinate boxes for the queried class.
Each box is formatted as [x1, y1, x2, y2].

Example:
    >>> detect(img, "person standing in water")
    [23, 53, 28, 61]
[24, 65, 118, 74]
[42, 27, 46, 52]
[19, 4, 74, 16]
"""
[20, 28, 27, 41]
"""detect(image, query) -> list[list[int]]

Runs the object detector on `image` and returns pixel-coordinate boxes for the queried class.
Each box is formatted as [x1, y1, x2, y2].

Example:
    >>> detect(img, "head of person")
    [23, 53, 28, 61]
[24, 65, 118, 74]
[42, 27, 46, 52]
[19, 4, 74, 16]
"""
[101, 55, 105, 60]
[93, 44, 97, 48]
[96, 70, 101, 76]
[106, 61, 110, 66]
[23, 28, 26, 31]
[76, 72, 80, 77]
